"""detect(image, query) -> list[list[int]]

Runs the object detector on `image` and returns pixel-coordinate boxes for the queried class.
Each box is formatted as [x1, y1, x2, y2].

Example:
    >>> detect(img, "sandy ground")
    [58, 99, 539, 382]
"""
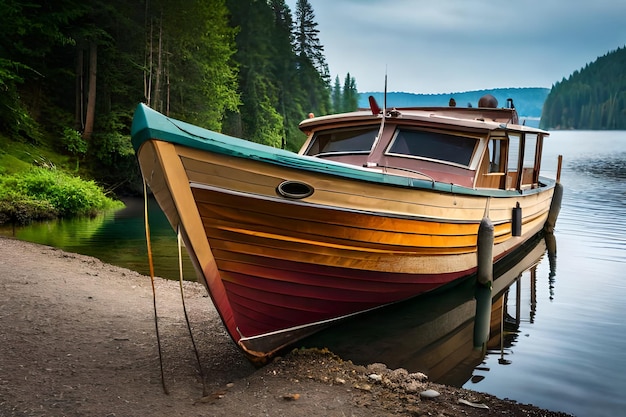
[0, 236, 574, 417]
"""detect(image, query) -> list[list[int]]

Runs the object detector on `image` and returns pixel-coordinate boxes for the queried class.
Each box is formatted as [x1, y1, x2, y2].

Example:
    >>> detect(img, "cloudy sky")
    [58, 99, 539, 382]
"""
[286, 1, 626, 94]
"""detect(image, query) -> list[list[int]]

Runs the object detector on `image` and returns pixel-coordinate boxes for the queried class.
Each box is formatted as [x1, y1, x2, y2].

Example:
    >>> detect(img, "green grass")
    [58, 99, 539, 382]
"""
[0, 134, 74, 174]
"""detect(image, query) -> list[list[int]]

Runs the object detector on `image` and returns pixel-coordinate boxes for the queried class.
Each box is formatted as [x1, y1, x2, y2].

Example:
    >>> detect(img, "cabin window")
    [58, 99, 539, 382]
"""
[522, 133, 540, 185]
[304, 127, 378, 156]
[487, 138, 504, 173]
[523, 133, 538, 169]
[387, 129, 478, 166]
[507, 133, 521, 172]
[506, 132, 540, 189]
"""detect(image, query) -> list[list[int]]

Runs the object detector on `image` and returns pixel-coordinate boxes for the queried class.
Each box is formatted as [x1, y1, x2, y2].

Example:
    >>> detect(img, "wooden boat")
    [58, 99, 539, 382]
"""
[131, 95, 562, 362]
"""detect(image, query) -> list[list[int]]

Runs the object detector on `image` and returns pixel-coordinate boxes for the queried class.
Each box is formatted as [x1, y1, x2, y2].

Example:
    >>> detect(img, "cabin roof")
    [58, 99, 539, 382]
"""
[299, 107, 549, 135]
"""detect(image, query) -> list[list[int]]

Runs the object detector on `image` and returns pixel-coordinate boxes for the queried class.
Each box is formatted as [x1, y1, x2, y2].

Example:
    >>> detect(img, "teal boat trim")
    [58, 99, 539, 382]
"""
[131, 104, 555, 198]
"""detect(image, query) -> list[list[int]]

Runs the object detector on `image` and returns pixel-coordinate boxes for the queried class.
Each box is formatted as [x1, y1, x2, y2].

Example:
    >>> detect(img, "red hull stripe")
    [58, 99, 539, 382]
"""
[217, 257, 470, 337]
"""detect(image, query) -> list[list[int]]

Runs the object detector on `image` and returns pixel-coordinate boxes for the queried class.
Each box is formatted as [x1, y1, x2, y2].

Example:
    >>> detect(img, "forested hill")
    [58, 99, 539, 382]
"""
[359, 88, 549, 119]
[540, 46, 626, 130]
[1, 0, 360, 194]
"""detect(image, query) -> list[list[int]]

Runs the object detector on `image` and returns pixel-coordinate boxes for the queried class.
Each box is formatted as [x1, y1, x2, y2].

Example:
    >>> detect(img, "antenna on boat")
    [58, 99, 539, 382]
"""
[373, 72, 387, 145]
[367, 70, 387, 116]
[384, 70, 388, 113]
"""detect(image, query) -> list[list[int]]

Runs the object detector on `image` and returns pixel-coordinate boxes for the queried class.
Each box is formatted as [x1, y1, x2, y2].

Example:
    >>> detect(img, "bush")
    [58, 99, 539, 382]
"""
[0, 195, 58, 225]
[62, 128, 87, 170]
[0, 167, 124, 224]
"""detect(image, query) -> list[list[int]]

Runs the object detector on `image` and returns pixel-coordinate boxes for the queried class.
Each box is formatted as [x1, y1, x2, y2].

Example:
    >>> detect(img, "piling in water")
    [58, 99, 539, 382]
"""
[545, 182, 563, 233]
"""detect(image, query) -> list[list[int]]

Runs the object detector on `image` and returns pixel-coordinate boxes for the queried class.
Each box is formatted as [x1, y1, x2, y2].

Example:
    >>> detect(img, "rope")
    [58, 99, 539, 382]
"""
[177, 226, 208, 396]
[143, 180, 168, 395]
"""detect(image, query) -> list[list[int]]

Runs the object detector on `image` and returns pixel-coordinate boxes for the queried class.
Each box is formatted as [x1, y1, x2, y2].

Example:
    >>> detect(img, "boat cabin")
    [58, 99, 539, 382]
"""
[298, 97, 548, 191]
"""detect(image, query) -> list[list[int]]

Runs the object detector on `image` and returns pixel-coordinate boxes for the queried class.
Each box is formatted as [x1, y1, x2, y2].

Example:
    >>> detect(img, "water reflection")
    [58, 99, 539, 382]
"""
[545, 231, 557, 300]
[299, 232, 555, 388]
[0, 197, 196, 281]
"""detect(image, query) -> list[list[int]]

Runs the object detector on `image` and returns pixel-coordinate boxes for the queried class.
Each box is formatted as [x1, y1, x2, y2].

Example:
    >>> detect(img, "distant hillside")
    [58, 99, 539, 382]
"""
[359, 88, 549, 121]
[540, 46, 626, 130]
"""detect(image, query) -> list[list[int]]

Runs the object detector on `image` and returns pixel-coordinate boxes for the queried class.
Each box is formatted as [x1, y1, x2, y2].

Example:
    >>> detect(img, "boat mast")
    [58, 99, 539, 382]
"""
[371, 73, 387, 159]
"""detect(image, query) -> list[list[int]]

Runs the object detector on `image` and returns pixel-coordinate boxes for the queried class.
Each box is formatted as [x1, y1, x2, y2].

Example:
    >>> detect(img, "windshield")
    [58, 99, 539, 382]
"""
[387, 129, 478, 166]
[304, 127, 378, 156]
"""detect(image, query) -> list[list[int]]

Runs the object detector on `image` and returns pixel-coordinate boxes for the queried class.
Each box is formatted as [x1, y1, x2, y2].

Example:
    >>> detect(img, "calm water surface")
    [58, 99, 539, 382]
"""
[2, 130, 625, 417]
[0, 198, 197, 280]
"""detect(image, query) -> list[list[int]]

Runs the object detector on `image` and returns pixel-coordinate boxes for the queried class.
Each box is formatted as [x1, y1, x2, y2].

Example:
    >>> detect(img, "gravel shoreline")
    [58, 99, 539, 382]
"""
[0, 236, 574, 416]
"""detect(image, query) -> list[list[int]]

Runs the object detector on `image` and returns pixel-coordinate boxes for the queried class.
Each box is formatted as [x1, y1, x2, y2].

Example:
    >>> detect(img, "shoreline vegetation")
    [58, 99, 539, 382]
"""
[0, 167, 123, 226]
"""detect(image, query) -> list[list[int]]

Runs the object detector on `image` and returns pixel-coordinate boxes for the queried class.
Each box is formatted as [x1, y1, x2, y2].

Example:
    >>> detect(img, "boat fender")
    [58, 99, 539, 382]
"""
[544, 182, 563, 233]
[512, 203, 522, 237]
[476, 217, 494, 285]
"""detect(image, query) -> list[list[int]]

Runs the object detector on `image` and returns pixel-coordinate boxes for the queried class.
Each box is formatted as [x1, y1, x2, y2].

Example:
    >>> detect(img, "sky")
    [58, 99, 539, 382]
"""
[286, 0, 626, 94]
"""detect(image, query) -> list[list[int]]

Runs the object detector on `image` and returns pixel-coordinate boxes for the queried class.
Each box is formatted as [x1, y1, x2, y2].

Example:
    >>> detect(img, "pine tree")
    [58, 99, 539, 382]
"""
[223, 0, 284, 146]
[147, 0, 239, 130]
[331, 76, 342, 112]
[342, 73, 358, 112]
[0, 0, 88, 140]
[292, 0, 330, 122]
[294, 0, 325, 74]
[268, 0, 307, 149]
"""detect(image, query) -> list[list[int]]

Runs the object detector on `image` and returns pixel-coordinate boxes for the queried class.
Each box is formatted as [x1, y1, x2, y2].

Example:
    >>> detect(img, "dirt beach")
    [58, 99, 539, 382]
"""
[0, 236, 573, 416]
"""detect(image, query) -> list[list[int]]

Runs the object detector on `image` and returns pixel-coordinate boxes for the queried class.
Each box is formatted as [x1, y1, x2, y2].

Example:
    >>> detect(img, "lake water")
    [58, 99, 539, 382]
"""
[0, 197, 198, 281]
[2, 130, 625, 417]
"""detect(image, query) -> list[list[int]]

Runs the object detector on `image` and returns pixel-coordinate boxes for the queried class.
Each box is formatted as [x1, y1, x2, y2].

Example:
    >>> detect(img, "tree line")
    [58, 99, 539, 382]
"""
[0, 0, 358, 191]
[540, 46, 626, 130]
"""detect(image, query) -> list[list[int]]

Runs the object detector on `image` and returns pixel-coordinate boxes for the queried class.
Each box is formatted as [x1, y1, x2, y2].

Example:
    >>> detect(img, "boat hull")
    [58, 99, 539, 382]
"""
[135, 136, 554, 360]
